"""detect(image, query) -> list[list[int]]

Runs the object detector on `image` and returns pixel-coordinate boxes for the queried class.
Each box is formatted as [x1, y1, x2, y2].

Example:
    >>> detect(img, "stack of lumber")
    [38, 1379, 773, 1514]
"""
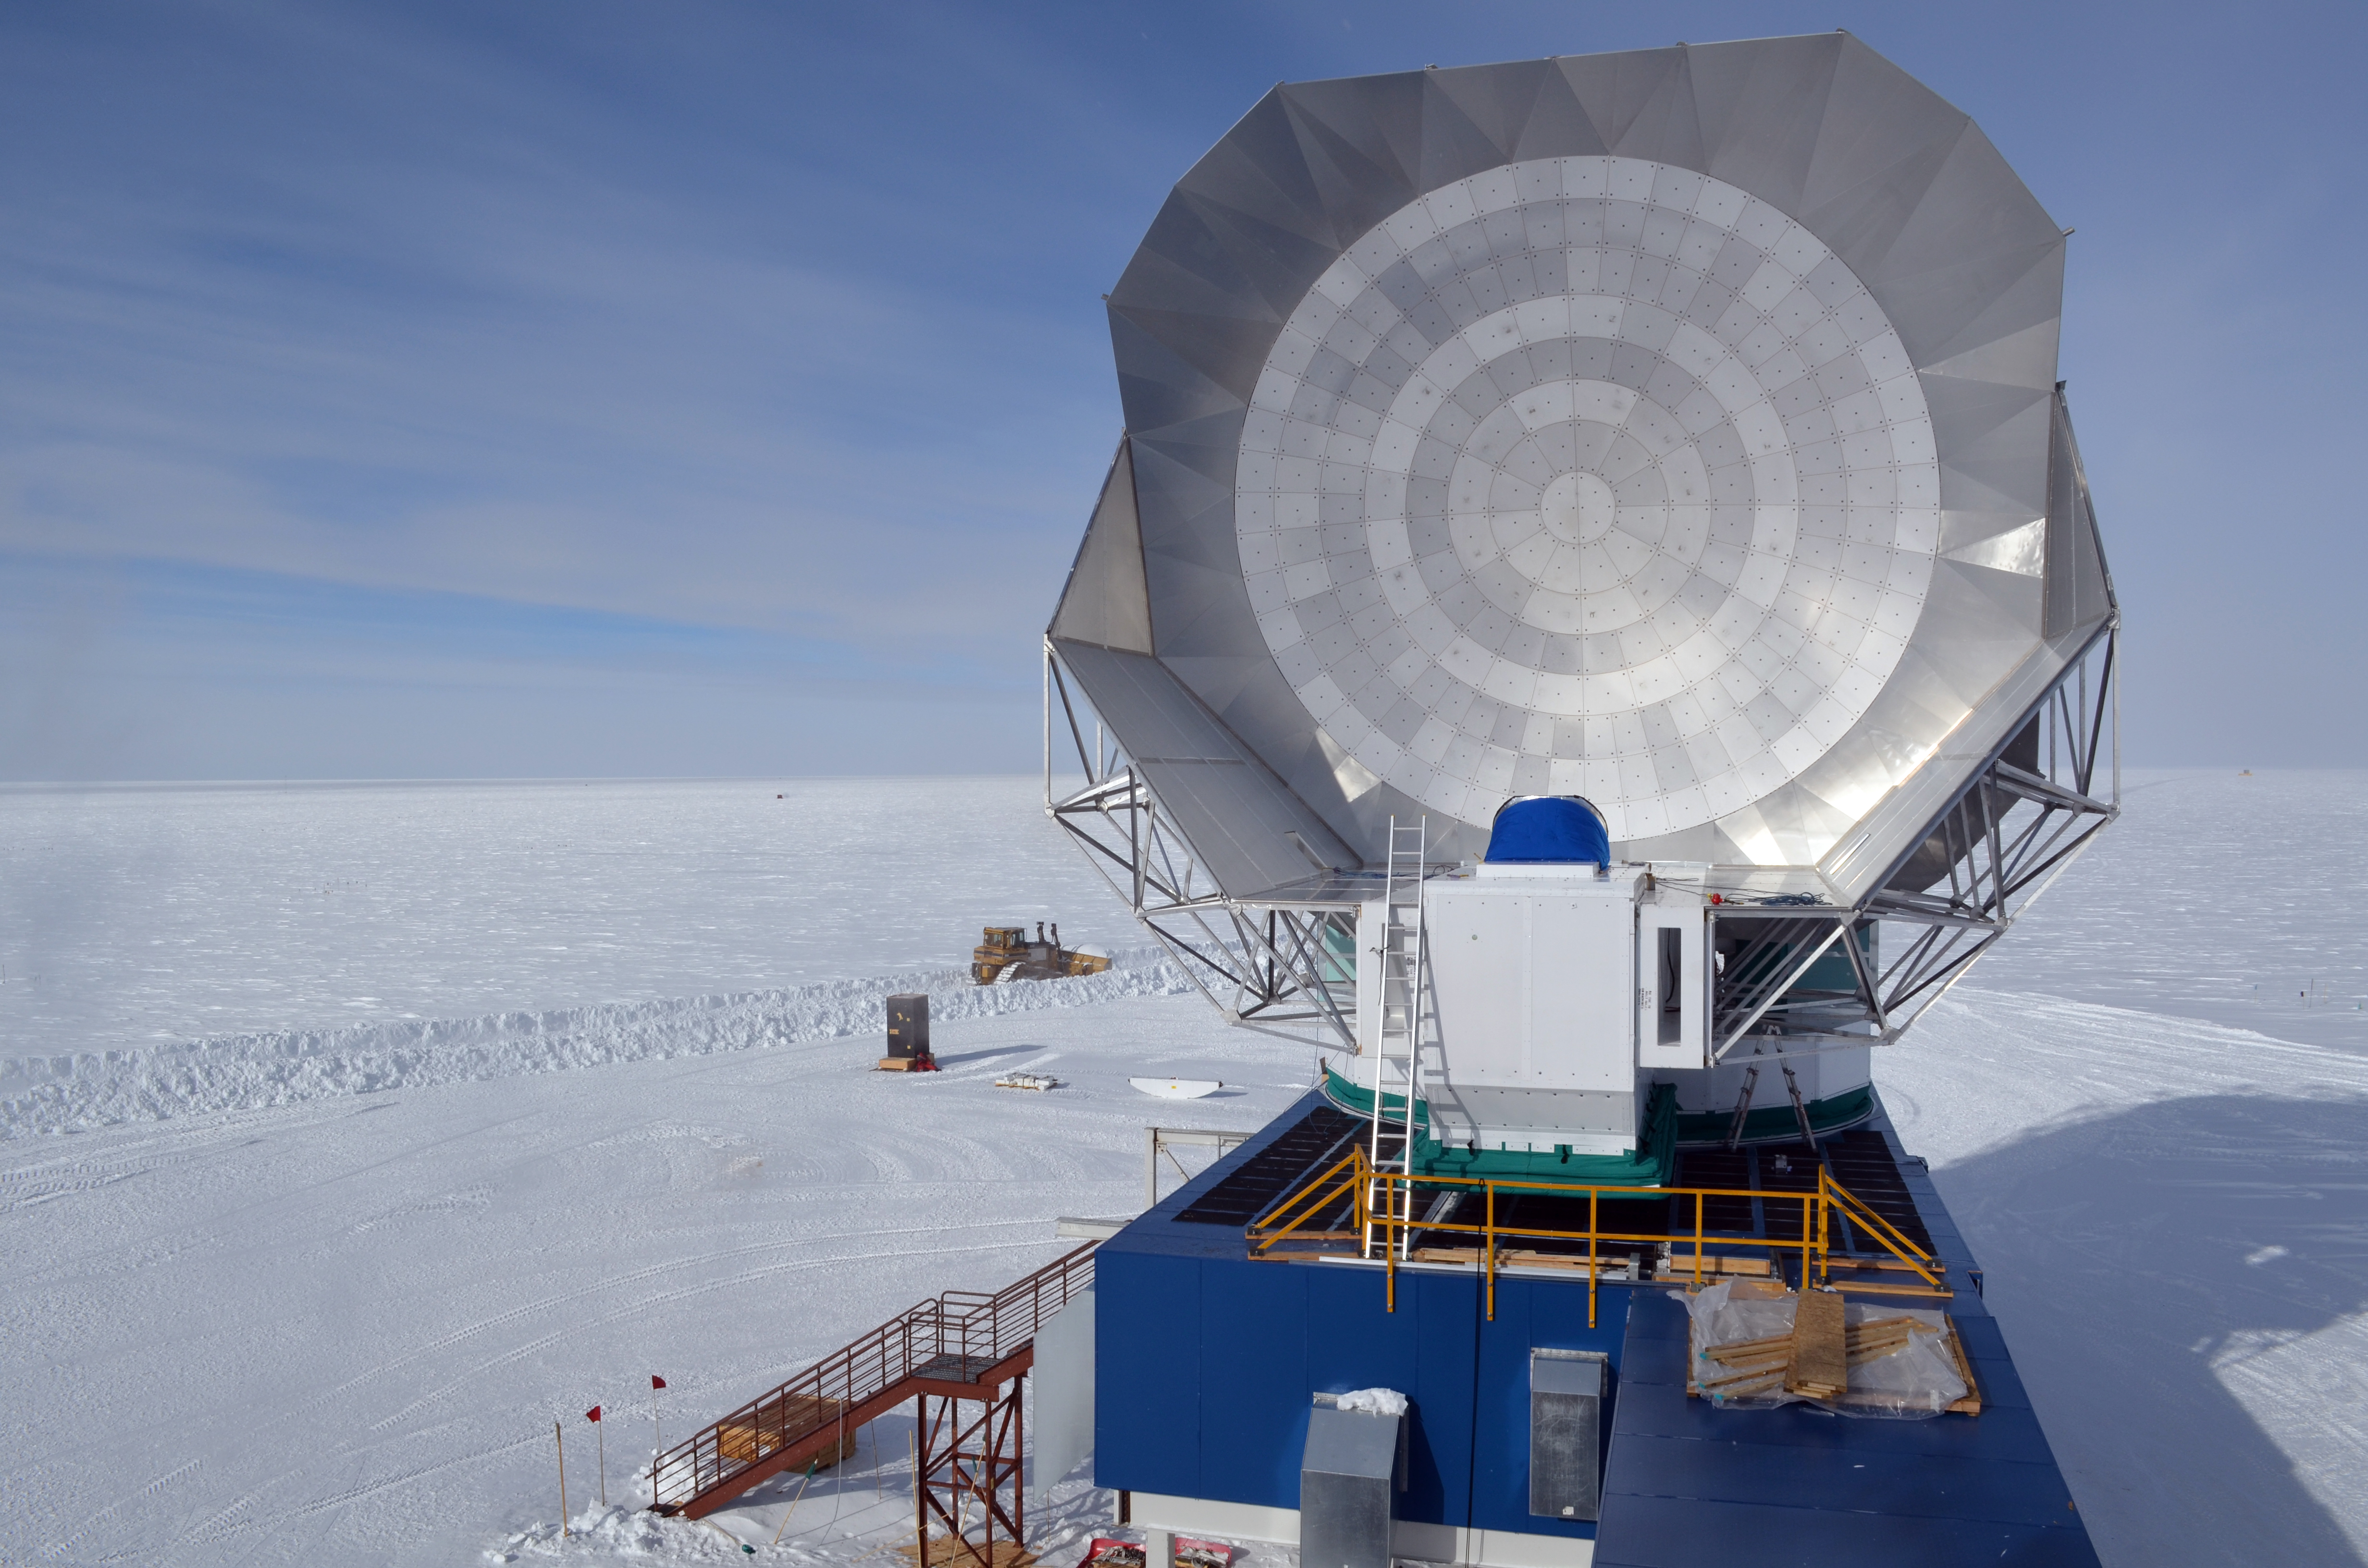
[1785, 1289, 1850, 1398]
[1695, 1297, 1942, 1402]
[1405, 1246, 1638, 1277]
[1498, 1248, 1636, 1276]
[1823, 1255, 1955, 1298]
[1655, 1252, 1774, 1279]
[716, 1393, 861, 1466]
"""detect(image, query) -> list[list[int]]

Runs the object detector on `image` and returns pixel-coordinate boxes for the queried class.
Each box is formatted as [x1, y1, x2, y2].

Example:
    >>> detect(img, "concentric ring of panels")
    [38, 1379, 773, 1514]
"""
[1244, 156, 1938, 841]
[1054, 35, 2111, 895]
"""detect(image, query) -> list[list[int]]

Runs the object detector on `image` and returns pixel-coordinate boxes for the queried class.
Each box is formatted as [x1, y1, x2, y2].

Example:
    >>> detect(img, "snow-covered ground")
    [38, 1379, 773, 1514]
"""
[1, 985, 1307, 1567]
[2, 772, 2364, 1566]
[0, 776, 1118, 1061]
[1887, 992, 2368, 1566]
[1967, 769, 2368, 1050]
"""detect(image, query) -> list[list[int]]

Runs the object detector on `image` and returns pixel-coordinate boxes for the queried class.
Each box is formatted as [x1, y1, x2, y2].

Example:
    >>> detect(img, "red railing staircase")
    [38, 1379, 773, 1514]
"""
[650, 1240, 1097, 1523]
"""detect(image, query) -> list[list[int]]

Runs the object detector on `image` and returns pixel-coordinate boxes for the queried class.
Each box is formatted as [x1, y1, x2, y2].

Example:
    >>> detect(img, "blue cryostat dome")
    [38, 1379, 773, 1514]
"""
[1483, 796, 1611, 866]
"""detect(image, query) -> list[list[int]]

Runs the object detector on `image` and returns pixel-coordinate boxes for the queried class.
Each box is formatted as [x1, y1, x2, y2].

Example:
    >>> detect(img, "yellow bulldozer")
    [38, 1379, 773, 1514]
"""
[971, 922, 1112, 985]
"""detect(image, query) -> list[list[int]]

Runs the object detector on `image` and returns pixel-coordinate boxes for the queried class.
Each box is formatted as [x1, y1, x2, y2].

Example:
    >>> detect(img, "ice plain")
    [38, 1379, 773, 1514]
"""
[1, 770, 2364, 1566]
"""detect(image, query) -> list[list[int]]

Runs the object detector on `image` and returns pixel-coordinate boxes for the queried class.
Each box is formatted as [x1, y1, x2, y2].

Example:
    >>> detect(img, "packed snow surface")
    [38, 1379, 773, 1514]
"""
[1328, 1389, 1408, 1419]
[1, 771, 2364, 1567]
[1969, 769, 2367, 1048]
[0, 776, 1122, 1062]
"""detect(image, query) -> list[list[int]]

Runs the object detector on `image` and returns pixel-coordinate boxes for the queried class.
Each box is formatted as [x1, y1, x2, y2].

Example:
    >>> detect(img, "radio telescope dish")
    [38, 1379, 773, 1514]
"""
[1050, 33, 2115, 921]
[1243, 153, 1941, 848]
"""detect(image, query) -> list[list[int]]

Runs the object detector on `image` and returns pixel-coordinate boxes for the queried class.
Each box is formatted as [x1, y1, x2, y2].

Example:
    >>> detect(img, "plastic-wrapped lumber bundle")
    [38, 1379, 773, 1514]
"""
[1682, 1281, 1975, 1417]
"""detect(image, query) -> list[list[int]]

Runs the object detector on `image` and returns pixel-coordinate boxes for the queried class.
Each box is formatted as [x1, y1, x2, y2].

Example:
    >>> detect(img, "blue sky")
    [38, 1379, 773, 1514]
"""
[2, 0, 2361, 779]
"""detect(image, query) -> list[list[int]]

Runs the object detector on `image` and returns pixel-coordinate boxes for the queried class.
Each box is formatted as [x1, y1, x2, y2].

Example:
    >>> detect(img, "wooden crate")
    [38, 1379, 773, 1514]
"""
[716, 1395, 861, 1467]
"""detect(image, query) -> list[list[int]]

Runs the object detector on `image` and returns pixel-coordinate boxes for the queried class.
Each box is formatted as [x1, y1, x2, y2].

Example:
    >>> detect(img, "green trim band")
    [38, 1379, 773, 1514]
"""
[1672, 1082, 1875, 1146]
[1320, 1068, 1679, 1189]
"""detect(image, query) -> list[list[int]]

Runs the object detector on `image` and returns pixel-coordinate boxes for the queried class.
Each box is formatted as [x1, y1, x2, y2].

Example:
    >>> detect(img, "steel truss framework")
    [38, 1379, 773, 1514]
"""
[1046, 647, 1362, 1051]
[913, 1377, 1025, 1568]
[1708, 623, 2121, 1063]
[1047, 622, 2118, 1067]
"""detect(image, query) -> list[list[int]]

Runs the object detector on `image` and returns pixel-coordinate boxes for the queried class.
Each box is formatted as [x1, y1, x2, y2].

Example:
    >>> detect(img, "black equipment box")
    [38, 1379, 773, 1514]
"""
[885, 993, 931, 1061]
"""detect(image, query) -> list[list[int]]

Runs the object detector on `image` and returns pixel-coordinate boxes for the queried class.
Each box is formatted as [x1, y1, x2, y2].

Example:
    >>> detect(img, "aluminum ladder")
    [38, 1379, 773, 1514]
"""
[1365, 816, 1428, 1259]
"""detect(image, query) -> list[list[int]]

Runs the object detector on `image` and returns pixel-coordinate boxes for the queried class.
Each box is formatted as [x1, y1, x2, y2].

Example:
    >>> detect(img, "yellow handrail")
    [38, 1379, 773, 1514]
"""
[1819, 1169, 1945, 1287]
[1250, 1148, 1367, 1251]
[1246, 1147, 1948, 1327]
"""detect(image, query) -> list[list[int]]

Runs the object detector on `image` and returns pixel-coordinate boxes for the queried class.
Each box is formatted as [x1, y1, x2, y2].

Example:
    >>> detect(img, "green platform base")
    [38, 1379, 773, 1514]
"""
[1672, 1082, 1876, 1146]
[1319, 1069, 1879, 1182]
[1320, 1068, 1678, 1189]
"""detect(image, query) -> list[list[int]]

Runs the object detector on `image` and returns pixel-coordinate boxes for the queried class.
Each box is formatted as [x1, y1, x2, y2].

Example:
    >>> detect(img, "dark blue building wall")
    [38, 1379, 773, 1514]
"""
[1469, 1275, 1625, 1537]
[1098, 1093, 2099, 1566]
[1096, 1108, 1628, 1544]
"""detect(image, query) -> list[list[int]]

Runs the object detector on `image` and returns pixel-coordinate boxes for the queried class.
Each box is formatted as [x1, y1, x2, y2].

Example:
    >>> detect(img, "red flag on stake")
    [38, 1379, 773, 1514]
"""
[586, 1405, 607, 1505]
[651, 1376, 667, 1482]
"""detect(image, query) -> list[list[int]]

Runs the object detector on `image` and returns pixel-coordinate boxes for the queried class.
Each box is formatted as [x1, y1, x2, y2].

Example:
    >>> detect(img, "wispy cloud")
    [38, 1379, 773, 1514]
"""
[0, 1, 1130, 662]
[1, 0, 2363, 775]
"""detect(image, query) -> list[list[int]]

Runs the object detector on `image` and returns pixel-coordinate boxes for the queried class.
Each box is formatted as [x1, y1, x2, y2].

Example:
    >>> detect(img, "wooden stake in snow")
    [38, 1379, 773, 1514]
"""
[555, 1421, 568, 1538]
[772, 1460, 821, 1547]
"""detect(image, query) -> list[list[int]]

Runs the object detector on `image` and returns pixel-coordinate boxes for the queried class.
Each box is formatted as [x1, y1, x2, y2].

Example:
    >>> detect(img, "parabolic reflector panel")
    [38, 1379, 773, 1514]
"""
[1243, 156, 1938, 842]
[1058, 33, 2108, 882]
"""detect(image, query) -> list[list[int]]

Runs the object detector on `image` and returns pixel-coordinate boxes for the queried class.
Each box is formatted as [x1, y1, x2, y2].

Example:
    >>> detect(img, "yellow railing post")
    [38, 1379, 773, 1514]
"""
[1484, 1182, 1497, 1322]
[1691, 1191, 1705, 1287]
[1586, 1188, 1599, 1329]
[1815, 1170, 1830, 1286]
[1355, 1149, 1369, 1241]
[1397, 1164, 1412, 1262]
[1816, 1167, 1829, 1287]
[1801, 1181, 1814, 1290]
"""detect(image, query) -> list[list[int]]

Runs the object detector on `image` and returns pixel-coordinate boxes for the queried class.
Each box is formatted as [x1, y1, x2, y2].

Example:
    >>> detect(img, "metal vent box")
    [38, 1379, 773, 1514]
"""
[1529, 1348, 1605, 1522]
[1300, 1402, 1402, 1568]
